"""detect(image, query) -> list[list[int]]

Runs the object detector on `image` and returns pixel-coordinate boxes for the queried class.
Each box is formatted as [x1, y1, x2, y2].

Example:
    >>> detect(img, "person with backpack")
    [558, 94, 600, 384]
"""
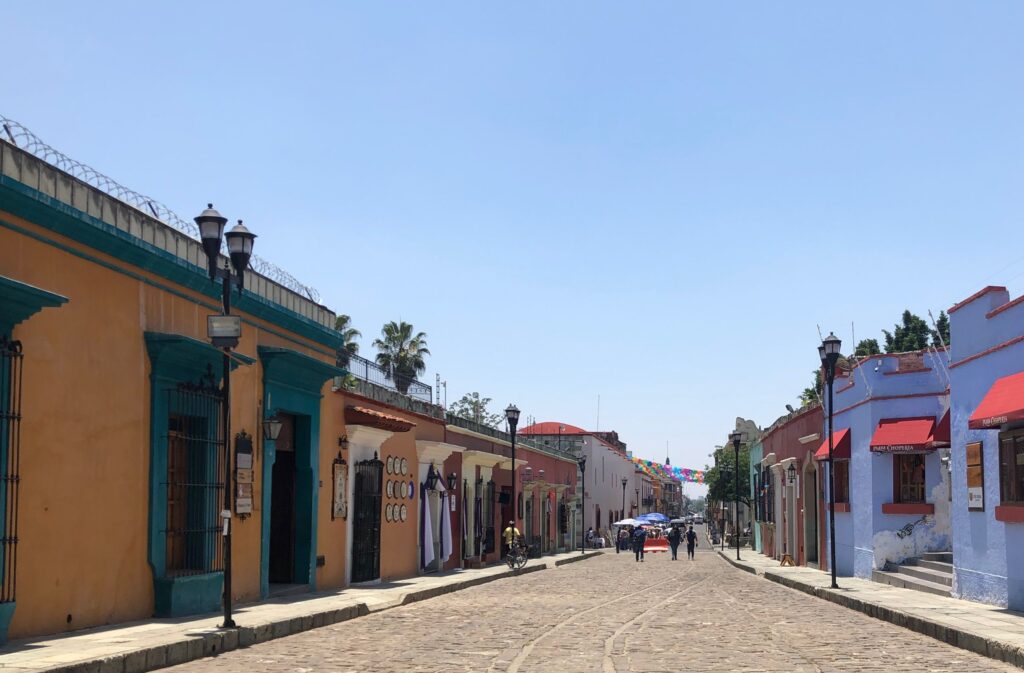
[685, 524, 698, 560]
[667, 524, 682, 561]
[632, 525, 648, 563]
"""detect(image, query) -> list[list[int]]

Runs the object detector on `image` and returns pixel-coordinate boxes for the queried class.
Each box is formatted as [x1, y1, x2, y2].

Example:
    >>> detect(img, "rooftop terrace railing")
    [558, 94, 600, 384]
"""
[342, 351, 433, 403]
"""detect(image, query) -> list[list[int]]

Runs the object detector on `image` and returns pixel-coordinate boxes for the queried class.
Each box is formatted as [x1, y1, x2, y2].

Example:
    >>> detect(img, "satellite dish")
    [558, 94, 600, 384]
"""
[785, 404, 795, 413]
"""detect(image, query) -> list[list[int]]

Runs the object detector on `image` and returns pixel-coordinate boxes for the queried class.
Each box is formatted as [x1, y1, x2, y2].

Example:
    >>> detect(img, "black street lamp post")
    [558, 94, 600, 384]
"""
[578, 453, 587, 554]
[634, 487, 639, 516]
[621, 477, 627, 522]
[195, 204, 256, 630]
[505, 404, 520, 531]
[819, 332, 842, 589]
[719, 466, 731, 551]
[730, 431, 743, 561]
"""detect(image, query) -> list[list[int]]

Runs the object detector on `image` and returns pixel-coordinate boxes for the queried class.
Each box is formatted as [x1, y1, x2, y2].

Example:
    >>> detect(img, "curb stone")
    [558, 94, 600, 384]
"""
[28, 552, 602, 673]
[554, 551, 603, 566]
[716, 549, 1024, 670]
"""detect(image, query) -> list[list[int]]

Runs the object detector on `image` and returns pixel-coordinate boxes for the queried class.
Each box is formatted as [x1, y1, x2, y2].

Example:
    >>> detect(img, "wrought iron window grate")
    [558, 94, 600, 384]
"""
[163, 374, 225, 577]
[0, 337, 23, 603]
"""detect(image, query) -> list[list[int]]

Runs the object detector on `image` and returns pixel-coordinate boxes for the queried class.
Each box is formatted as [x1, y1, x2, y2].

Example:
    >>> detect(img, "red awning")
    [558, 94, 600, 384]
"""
[969, 371, 1024, 430]
[814, 428, 851, 461]
[928, 409, 950, 448]
[869, 417, 937, 453]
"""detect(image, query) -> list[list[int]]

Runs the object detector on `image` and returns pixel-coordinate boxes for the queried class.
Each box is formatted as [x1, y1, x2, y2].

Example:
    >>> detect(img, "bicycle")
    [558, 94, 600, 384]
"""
[505, 539, 528, 569]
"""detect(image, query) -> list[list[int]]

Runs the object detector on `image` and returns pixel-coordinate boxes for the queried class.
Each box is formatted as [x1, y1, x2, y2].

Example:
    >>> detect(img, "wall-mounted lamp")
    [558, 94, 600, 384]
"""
[787, 462, 797, 484]
[263, 415, 283, 441]
[447, 472, 457, 491]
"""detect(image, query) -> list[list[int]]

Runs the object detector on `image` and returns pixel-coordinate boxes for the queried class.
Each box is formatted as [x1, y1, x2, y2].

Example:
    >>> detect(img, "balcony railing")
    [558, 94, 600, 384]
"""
[340, 352, 433, 403]
[444, 413, 577, 461]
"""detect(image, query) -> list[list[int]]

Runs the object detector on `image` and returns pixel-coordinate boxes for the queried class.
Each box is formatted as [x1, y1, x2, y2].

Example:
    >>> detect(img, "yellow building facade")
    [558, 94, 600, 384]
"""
[0, 131, 583, 643]
[0, 136, 359, 640]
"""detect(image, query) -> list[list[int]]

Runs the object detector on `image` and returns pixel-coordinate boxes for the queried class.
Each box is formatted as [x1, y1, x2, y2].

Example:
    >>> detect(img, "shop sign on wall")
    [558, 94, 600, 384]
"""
[235, 432, 254, 516]
[332, 459, 348, 520]
[966, 441, 984, 511]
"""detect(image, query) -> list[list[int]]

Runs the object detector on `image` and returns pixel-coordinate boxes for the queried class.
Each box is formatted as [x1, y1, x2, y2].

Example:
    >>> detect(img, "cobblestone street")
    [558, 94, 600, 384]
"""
[168, 535, 1015, 673]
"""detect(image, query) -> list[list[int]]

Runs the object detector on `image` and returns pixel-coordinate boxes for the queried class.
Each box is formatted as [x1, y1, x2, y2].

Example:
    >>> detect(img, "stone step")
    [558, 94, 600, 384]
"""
[872, 569, 952, 596]
[916, 559, 954, 573]
[922, 551, 953, 563]
[896, 563, 953, 587]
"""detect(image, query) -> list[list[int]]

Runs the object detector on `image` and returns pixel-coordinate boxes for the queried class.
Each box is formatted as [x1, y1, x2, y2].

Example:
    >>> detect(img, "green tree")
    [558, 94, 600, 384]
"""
[854, 338, 881, 357]
[883, 310, 932, 353]
[373, 321, 430, 393]
[334, 314, 361, 368]
[932, 310, 950, 348]
[705, 445, 751, 510]
[799, 369, 822, 406]
[448, 392, 504, 428]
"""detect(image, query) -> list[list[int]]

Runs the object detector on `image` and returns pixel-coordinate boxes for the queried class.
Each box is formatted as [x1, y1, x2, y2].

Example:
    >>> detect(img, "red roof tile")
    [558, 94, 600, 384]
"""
[519, 421, 587, 435]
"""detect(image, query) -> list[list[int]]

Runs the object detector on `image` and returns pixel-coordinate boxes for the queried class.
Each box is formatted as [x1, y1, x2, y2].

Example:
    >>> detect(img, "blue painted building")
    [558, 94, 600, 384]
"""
[949, 286, 1024, 608]
[823, 349, 950, 580]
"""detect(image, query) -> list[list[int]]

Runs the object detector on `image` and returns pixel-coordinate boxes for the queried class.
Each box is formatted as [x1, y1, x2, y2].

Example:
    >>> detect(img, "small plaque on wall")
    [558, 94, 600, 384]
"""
[236, 483, 254, 514]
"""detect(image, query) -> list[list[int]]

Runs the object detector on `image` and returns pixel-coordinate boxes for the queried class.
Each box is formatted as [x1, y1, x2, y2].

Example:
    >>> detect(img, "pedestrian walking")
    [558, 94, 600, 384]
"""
[585, 527, 595, 549]
[685, 525, 698, 560]
[632, 525, 647, 563]
[667, 524, 682, 560]
[616, 527, 629, 554]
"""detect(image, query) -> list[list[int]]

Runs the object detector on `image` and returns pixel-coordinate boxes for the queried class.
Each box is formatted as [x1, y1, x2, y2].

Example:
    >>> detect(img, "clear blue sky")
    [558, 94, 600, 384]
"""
[5, 3, 1023, 493]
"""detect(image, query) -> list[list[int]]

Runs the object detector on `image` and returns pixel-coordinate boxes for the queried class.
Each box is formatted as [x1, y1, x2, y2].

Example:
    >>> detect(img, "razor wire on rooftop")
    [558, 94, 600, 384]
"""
[0, 116, 320, 303]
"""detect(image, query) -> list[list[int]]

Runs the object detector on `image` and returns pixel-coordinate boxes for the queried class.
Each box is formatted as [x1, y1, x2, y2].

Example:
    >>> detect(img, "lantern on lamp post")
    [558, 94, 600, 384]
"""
[818, 332, 842, 589]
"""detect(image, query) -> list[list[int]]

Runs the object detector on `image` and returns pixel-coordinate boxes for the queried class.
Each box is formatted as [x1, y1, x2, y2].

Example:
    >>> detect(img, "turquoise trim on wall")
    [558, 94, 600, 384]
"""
[154, 573, 224, 618]
[0, 603, 15, 644]
[0, 275, 67, 335]
[144, 331, 252, 617]
[0, 217, 335, 360]
[0, 178, 342, 351]
[258, 347, 343, 598]
[0, 275, 65, 642]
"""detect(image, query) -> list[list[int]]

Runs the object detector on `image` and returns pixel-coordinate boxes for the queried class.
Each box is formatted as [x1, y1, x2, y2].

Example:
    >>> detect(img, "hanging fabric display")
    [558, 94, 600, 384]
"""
[441, 492, 453, 563]
[421, 486, 435, 569]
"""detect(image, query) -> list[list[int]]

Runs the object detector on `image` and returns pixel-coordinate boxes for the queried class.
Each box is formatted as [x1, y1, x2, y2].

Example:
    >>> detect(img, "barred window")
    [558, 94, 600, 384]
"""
[0, 337, 23, 604]
[999, 430, 1024, 505]
[833, 461, 850, 504]
[163, 379, 225, 576]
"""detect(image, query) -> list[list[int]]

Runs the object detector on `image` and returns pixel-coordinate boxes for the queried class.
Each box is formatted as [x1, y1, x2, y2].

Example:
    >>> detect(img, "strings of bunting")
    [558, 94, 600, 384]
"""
[631, 456, 705, 484]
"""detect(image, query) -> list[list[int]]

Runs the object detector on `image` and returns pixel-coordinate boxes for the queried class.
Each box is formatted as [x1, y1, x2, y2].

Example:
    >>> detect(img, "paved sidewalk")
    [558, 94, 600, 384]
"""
[0, 550, 603, 673]
[719, 548, 1024, 669]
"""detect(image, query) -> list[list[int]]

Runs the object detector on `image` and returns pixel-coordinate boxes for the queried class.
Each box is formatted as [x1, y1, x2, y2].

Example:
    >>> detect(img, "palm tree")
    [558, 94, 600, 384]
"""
[335, 315, 361, 368]
[373, 321, 430, 393]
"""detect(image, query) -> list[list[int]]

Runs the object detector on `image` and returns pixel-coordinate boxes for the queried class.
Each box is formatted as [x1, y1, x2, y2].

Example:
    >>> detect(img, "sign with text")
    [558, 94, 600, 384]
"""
[966, 442, 984, 511]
